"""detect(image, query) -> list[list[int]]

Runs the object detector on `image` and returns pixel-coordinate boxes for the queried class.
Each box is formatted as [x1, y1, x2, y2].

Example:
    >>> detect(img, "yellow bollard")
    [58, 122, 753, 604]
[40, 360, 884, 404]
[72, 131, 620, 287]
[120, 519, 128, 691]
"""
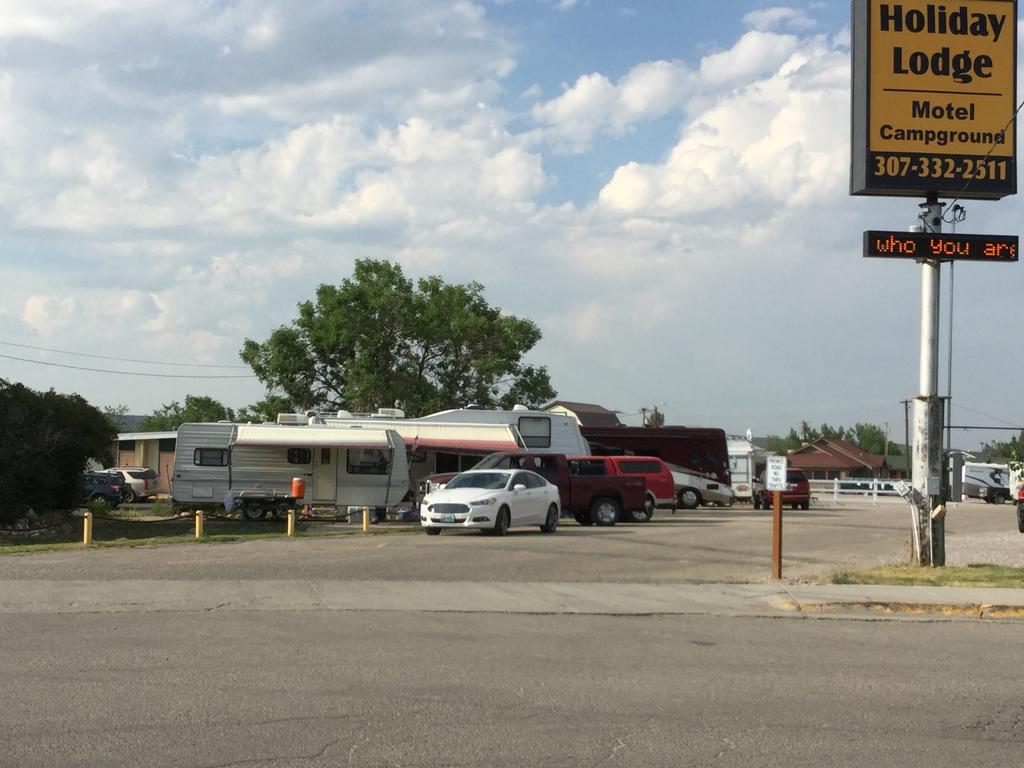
[362, 506, 370, 533]
[195, 509, 204, 540]
[83, 511, 93, 546]
[287, 509, 296, 537]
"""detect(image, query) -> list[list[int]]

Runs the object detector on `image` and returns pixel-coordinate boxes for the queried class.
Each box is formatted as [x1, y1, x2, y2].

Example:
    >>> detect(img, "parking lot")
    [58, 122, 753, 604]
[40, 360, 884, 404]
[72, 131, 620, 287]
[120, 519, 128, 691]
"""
[2, 498, 1019, 585]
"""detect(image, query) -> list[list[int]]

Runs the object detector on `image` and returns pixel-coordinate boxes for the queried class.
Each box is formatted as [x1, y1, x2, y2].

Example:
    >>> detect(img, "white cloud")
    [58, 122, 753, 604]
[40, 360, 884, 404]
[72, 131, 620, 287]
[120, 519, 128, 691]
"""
[743, 7, 816, 32]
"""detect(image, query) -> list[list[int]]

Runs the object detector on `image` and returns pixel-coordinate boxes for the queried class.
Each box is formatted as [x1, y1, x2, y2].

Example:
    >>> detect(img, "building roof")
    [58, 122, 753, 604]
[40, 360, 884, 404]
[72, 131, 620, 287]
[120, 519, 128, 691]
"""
[789, 437, 887, 471]
[543, 400, 623, 427]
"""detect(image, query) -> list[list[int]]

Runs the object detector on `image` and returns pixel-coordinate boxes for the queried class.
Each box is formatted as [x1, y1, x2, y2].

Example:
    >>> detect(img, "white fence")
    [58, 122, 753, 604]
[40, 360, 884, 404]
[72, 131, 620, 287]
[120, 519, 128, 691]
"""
[808, 478, 906, 506]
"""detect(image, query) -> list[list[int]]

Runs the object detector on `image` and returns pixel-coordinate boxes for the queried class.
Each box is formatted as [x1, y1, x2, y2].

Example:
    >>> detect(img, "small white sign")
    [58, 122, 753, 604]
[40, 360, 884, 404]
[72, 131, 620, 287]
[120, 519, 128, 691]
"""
[766, 456, 788, 492]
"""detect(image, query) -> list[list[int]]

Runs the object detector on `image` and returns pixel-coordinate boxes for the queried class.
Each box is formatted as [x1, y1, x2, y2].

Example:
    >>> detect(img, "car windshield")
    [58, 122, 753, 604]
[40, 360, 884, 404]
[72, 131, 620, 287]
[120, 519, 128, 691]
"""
[444, 472, 510, 490]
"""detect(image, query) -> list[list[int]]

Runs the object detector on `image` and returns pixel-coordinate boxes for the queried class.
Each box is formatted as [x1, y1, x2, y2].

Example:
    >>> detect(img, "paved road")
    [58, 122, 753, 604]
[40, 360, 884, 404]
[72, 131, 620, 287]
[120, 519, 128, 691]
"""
[2, 500, 1022, 767]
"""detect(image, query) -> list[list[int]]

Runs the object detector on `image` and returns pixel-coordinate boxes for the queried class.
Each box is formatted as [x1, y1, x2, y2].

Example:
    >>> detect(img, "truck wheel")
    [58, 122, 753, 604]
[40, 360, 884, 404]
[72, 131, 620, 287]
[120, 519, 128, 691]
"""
[540, 504, 559, 533]
[573, 511, 593, 526]
[678, 488, 700, 510]
[800, 501, 810, 511]
[590, 497, 620, 526]
[242, 502, 266, 521]
[626, 498, 654, 523]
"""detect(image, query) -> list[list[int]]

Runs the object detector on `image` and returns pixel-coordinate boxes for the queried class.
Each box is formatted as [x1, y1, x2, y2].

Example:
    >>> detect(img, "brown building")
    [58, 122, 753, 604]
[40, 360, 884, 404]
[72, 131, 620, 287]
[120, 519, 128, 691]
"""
[786, 437, 897, 481]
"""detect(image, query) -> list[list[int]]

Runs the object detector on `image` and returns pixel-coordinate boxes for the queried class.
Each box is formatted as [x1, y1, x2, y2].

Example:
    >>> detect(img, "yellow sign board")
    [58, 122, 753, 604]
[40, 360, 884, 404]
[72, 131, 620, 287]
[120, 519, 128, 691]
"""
[852, 0, 1017, 198]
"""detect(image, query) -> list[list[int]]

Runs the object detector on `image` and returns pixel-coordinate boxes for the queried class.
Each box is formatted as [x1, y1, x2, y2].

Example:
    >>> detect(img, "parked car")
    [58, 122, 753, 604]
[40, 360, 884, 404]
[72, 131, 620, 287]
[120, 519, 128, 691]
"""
[420, 469, 560, 536]
[566, 455, 675, 523]
[82, 471, 122, 508]
[423, 452, 647, 526]
[104, 467, 158, 502]
[752, 469, 810, 510]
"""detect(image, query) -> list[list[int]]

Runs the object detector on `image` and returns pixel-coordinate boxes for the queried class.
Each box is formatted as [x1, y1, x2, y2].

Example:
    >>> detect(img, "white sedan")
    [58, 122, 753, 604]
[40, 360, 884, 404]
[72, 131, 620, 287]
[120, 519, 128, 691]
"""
[420, 469, 560, 536]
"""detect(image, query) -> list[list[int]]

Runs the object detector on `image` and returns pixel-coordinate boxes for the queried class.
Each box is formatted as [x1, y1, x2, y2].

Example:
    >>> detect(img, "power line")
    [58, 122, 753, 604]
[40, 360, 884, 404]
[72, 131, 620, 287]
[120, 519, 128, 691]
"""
[0, 353, 256, 379]
[0, 340, 249, 369]
[946, 97, 1024, 209]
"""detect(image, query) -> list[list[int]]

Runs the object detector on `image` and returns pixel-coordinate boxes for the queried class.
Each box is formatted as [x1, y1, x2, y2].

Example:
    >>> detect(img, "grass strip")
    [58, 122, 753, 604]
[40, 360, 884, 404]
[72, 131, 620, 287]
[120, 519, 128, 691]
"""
[833, 563, 1024, 588]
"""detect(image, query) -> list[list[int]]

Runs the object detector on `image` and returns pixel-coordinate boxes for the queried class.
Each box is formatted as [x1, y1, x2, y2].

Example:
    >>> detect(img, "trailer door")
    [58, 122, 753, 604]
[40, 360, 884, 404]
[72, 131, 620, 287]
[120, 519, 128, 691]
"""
[313, 447, 338, 503]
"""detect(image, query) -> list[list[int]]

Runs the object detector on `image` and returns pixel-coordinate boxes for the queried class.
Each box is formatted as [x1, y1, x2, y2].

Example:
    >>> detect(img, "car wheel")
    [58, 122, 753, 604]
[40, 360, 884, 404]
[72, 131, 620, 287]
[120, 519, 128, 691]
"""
[590, 497, 620, 526]
[573, 511, 593, 526]
[425, 528, 442, 536]
[241, 502, 266, 521]
[540, 504, 559, 533]
[492, 506, 511, 536]
[678, 488, 700, 510]
[122, 487, 137, 503]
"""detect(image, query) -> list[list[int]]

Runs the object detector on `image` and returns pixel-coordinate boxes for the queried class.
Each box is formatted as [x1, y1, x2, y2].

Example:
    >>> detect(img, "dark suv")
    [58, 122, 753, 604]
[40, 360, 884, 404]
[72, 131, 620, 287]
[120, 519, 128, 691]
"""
[753, 469, 810, 510]
[82, 471, 122, 508]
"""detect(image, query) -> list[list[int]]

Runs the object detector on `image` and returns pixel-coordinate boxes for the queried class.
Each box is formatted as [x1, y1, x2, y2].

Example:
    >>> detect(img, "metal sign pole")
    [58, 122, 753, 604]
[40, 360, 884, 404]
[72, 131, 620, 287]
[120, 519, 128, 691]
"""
[912, 195, 944, 566]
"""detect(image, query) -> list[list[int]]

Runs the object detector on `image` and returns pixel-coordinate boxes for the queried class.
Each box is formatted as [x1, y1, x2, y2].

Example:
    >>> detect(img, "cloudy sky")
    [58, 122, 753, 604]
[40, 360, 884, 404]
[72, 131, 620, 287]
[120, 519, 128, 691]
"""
[1, 1, 1022, 446]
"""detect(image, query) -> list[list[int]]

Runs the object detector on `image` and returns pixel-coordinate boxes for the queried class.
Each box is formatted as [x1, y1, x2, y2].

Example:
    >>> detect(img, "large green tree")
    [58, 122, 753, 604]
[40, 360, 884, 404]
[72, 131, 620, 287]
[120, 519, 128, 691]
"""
[0, 380, 114, 522]
[139, 395, 235, 431]
[240, 259, 556, 416]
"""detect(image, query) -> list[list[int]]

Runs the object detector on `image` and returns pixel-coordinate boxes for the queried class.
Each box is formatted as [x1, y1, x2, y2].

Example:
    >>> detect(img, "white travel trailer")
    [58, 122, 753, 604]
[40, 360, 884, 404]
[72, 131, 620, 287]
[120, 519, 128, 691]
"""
[321, 406, 589, 493]
[728, 435, 769, 502]
[416, 406, 590, 455]
[320, 413, 526, 494]
[962, 461, 1010, 503]
[172, 422, 409, 518]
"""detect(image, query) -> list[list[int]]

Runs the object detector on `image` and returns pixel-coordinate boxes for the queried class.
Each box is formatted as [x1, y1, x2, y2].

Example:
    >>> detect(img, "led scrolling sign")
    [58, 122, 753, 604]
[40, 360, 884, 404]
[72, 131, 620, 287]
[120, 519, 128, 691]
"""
[863, 230, 1019, 260]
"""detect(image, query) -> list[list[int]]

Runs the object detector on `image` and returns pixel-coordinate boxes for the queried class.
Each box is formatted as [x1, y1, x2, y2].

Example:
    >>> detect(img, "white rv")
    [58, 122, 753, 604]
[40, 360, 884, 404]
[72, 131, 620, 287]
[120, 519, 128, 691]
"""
[416, 406, 590, 455]
[962, 461, 1010, 503]
[321, 405, 589, 493]
[172, 422, 409, 518]
[320, 413, 526, 494]
[728, 436, 768, 502]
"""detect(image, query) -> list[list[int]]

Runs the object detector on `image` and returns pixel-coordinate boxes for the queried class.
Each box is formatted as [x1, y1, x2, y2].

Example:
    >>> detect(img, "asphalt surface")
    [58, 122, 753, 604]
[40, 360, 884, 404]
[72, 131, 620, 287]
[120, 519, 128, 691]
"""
[2, 499, 1023, 767]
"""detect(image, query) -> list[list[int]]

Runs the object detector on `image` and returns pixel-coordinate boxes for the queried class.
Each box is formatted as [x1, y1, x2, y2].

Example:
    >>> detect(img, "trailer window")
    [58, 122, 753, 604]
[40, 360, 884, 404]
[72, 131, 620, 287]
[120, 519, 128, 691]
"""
[348, 448, 389, 475]
[287, 448, 312, 465]
[518, 416, 551, 448]
[194, 448, 227, 467]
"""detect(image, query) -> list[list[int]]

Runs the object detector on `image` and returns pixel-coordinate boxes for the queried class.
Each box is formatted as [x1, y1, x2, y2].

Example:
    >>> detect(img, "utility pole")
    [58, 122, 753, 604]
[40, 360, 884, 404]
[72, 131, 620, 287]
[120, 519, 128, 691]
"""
[911, 195, 945, 566]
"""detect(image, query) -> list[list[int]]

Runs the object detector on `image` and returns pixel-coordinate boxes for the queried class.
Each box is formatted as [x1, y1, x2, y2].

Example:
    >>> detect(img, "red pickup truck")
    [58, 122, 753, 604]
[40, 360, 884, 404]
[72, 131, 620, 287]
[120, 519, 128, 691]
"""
[567, 455, 675, 523]
[423, 452, 647, 526]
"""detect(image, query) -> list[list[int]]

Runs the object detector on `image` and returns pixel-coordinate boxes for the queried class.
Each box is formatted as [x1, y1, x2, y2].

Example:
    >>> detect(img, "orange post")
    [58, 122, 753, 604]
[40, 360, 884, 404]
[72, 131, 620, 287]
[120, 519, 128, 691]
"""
[772, 491, 783, 580]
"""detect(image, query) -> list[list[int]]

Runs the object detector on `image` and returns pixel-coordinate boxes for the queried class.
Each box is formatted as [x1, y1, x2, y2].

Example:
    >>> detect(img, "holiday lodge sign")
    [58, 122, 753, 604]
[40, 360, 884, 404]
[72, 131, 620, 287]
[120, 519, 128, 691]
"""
[851, 0, 1018, 199]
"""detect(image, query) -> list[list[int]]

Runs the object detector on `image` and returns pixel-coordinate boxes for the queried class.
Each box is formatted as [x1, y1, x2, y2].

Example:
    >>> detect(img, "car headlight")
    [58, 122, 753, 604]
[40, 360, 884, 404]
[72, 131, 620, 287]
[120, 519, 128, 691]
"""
[470, 497, 497, 507]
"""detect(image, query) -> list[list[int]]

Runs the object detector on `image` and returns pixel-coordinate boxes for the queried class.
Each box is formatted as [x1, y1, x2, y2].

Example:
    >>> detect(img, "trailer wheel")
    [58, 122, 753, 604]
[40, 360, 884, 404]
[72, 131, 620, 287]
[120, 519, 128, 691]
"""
[241, 502, 266, 521]
[272, 503, 290, 520]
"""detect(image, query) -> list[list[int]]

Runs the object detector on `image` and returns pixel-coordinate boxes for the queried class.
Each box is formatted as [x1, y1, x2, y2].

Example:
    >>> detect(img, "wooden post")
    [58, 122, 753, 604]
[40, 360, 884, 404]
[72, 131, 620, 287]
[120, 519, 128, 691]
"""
[772, 491, 783, 580]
